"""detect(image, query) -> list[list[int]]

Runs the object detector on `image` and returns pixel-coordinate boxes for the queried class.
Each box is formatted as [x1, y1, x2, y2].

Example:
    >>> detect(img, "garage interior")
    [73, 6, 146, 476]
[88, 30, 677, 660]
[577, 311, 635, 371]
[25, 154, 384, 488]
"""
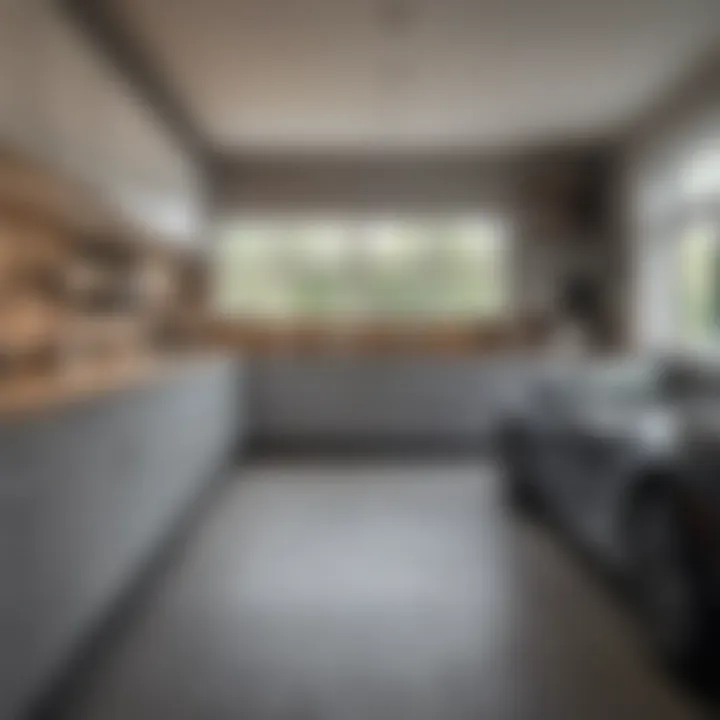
[1, 1, 719, 719]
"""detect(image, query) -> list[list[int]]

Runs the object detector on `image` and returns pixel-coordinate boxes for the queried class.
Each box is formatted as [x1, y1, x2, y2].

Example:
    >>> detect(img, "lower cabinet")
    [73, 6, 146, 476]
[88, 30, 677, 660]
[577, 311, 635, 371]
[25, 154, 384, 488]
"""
[0, 357, 244, 719]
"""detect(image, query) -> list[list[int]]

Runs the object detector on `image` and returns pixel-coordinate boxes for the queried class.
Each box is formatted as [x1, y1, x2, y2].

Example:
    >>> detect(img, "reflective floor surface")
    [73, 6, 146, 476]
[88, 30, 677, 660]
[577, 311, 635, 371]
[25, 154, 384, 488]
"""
[54, 460, 708, 720]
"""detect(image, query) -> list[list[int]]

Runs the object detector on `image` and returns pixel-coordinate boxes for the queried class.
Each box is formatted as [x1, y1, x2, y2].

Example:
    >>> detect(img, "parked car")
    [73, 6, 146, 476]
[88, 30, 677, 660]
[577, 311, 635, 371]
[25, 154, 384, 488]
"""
[496, 355, 720, 676]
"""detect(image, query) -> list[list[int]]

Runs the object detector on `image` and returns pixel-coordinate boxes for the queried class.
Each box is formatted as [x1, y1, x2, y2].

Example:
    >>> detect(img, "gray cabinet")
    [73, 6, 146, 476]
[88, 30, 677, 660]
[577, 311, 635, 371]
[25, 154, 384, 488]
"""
[0, 357, 244, 719]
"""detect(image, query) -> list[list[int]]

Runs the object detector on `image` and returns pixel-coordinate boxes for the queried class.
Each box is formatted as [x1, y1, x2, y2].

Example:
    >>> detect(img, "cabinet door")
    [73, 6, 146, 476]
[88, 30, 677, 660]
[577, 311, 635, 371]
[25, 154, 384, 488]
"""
[0, 421, 53, 715]
[12, 401, 142, 709]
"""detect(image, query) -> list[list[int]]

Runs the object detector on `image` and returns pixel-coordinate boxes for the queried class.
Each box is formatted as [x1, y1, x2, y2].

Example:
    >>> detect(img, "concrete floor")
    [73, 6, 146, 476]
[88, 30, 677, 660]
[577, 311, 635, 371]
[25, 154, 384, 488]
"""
[56, 460, 707, 720]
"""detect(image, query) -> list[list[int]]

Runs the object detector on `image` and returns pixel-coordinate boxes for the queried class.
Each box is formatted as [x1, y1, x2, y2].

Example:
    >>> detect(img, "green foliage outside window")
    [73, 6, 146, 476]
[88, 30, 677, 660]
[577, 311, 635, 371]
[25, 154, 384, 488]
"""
[214, 218, 509, 322]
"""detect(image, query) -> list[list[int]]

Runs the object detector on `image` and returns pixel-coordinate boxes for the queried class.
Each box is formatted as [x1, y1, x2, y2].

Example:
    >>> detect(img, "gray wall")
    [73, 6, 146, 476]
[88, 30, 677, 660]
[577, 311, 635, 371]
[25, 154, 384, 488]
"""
[213, 154, 519, 212]
[214, 149, 616, 319]
[1, 357, 244, 719]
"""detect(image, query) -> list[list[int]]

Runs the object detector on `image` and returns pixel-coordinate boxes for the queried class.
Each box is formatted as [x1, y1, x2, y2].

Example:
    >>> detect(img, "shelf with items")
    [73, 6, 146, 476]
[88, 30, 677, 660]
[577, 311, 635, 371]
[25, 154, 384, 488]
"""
[0, 146, 213, 411]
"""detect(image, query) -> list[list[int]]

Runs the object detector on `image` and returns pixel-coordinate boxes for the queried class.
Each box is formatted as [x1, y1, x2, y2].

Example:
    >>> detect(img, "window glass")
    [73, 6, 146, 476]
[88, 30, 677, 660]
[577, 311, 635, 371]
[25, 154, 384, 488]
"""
[213, 216, 509, 322]
[680, 221, 720, 343]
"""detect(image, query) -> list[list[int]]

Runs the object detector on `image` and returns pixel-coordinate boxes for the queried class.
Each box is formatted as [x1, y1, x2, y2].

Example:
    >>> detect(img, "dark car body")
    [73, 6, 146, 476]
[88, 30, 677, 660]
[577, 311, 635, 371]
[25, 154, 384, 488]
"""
[498, 356, 720, 670]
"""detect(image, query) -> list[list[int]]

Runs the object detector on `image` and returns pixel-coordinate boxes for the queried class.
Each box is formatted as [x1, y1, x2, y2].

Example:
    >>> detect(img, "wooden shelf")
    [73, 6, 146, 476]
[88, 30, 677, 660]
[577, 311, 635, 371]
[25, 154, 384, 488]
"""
[0, 145, 209, 383]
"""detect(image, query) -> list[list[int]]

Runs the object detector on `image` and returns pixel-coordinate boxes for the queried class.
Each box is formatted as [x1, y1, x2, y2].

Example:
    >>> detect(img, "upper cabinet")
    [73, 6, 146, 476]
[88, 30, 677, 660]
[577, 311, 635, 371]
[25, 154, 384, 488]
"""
[0, 0, 203, 244]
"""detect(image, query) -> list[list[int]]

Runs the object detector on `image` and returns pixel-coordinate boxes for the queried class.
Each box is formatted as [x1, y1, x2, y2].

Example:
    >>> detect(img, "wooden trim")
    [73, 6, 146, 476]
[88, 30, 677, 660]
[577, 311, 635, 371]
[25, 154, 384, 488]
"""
[201, 317, 553, 355]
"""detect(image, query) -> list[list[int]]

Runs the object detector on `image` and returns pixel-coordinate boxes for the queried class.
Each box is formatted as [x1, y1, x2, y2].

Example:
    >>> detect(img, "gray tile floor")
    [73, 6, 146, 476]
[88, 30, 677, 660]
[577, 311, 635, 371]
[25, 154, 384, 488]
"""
[58, 460, 706, 719]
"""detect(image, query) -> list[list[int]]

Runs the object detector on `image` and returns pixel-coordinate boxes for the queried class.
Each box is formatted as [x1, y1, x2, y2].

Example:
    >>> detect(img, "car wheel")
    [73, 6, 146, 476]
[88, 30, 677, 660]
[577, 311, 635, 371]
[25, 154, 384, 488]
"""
[627, 489, 714, 677]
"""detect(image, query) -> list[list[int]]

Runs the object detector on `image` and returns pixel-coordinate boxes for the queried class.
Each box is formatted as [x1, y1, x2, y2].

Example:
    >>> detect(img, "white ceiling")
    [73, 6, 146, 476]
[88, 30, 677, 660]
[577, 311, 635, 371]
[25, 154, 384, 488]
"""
[115, 0, 720, 153]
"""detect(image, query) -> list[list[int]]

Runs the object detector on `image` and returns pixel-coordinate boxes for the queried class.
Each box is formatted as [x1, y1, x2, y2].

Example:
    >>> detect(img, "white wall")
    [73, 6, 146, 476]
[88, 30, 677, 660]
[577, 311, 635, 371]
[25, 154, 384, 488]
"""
[625, 54, 720, 349]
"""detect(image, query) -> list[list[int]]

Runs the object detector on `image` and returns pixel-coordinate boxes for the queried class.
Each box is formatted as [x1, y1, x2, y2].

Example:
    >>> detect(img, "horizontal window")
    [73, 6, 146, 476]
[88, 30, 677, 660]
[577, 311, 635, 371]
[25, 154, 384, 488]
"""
[213, 217, 510, 323]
